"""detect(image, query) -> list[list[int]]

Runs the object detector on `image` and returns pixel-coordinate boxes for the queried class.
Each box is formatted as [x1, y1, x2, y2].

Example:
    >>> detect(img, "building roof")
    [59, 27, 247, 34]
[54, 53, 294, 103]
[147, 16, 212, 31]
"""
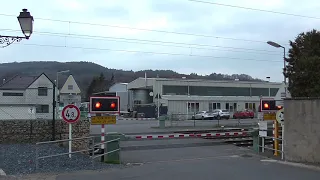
[0, 73, 53, 90]
[135, 77, 282, 85]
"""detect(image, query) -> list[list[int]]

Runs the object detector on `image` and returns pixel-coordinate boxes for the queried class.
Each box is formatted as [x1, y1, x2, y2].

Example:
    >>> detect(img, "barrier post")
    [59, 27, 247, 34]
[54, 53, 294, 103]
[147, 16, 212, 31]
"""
[274, 120, 279, 156]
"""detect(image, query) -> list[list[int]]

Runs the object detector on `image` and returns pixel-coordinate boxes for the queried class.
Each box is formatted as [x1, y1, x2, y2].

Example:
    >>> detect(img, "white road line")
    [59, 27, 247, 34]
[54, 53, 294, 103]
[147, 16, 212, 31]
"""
[0, 169, 6, 176]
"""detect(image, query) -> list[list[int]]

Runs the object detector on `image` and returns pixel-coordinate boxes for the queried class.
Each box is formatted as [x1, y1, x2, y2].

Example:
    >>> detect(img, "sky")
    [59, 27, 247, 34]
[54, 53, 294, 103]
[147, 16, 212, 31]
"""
[0, 0, 319, 82]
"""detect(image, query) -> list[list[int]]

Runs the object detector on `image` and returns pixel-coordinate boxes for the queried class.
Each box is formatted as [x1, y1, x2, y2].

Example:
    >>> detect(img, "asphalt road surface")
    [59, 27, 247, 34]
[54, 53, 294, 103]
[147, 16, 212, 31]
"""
[90, 119, 258, 134]
[54, 145, 320, 180]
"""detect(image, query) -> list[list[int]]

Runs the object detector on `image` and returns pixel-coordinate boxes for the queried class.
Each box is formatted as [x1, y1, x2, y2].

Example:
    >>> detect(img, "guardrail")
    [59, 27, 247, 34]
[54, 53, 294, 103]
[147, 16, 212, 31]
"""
[258, 135, 284, 160]
[35, 136, 121, 170]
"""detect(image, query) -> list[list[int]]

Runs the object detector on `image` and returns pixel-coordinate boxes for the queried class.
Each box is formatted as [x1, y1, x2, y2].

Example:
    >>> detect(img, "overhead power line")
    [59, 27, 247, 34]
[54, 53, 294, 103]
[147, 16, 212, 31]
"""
[16, 42, 283, 63]
[188, 0, 320, 20]
[0, 13, 271, 44]
[0, 28, 282, 55]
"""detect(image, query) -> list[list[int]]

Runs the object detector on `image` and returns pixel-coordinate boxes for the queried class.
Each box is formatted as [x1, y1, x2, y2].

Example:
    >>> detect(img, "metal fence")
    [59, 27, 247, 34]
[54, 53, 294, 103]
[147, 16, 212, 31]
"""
[0, 87, 55, 120]
[259, 136, 284, 160]
[35, 136, 121, 171]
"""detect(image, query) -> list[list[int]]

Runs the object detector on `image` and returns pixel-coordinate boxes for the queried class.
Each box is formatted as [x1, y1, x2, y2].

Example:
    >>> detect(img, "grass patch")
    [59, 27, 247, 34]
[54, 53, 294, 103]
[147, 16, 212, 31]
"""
[104, 160, 120, 164]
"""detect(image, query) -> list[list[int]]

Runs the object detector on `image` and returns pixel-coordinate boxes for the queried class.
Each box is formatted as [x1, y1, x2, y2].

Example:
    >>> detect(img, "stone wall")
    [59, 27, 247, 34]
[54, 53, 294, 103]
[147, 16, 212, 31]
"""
[284, 98, 320, 163]
[0, 119, 90, 151]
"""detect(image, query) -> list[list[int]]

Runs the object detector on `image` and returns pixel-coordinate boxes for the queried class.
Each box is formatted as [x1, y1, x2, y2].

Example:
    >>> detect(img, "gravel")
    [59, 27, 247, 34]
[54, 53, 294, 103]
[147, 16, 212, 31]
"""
[0, 144, 124, 175]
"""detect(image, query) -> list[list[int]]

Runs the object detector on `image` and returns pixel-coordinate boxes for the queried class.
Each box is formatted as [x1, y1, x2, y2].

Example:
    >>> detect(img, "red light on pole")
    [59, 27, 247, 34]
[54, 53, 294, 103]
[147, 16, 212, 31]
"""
[95, 102, 101, 108]
[264, 103, 269, 109]
[110, 102, 116, 109]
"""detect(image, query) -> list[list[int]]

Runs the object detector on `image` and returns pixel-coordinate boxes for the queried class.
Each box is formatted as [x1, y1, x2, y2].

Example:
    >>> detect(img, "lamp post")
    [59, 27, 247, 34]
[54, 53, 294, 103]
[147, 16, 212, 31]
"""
[0, 9, 34, 48]
[267, 41, 287, 97]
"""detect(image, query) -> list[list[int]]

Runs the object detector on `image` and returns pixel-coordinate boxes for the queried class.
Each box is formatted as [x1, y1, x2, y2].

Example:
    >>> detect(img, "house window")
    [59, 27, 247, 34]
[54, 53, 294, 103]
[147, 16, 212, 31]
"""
[68, 85, 73, 90]
[36, 105, 49, 113]
[38, 87, 48, 96]
[3, 92, 23, 96]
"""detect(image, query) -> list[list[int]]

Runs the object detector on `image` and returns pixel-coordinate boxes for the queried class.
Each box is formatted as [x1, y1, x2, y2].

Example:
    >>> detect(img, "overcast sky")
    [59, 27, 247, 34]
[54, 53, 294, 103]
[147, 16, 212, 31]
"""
[1, 0, 319, 82]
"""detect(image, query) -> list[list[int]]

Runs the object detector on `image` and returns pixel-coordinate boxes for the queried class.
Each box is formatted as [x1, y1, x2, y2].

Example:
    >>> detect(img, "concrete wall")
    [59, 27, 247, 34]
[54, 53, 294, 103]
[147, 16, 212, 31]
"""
[0, 119, 90, 151]
[284, 98, 320, 163]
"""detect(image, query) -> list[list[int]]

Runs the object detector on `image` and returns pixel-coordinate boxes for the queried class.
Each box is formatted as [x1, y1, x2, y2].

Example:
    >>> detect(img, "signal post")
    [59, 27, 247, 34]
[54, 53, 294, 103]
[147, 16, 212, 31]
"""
[260, 98, 283, 156]
[89, 96, 120, 162]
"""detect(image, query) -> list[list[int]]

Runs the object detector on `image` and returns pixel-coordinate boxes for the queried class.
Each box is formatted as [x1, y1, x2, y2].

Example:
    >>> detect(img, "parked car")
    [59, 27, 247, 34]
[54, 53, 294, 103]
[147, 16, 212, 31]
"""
[233, 109, 254, 119]
[213, 109, 230, 120]
[192, 111, 215, 120]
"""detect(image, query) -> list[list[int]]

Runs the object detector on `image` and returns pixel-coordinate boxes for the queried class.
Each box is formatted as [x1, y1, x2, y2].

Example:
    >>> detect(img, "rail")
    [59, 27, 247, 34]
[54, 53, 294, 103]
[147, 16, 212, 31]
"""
[258, 135, 284, 160]
[35, 136, 121, 170]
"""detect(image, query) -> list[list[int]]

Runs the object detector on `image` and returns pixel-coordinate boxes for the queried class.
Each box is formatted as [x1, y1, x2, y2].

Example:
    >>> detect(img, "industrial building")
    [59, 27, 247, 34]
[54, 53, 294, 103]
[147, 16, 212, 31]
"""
[127, 77, 285, 118]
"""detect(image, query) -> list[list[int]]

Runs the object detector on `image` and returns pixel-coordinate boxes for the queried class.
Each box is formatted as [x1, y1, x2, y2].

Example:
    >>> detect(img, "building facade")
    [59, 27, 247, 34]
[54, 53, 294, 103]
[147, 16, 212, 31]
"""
[127, 78, 284, 117]
[0, 73, 56, 120]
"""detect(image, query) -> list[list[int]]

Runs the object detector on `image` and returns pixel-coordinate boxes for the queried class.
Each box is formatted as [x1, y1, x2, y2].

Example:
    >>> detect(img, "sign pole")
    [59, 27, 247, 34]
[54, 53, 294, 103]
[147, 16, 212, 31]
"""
[281, 124, 284, 160]
[69, 123, 72, 158]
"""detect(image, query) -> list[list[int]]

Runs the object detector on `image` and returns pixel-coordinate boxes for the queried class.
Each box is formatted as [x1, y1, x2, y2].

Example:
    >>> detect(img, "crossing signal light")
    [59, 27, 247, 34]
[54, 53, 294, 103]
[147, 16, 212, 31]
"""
[260, 99, 277, 111]
[90, 96, 120, 113]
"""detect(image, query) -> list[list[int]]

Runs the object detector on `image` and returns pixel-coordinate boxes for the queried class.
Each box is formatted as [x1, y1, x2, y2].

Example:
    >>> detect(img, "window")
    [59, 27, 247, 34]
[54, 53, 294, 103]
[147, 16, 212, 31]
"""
[225, 103, 229, 110]
[134, 100, 141, 104]
[36, 105, 49, 113]
[188, 102, 199, 113]
[38, 87, 48, 96]
[245, 103, 256, 111]
[163, 85, 188, 95]
[251, 88, 269, 96]
[3, 92, 23, 96]
[209, 102, 221, 111]
[68, 85, 73, 90]
[189, 86, 251, 96]
[270, 88, 279, 96]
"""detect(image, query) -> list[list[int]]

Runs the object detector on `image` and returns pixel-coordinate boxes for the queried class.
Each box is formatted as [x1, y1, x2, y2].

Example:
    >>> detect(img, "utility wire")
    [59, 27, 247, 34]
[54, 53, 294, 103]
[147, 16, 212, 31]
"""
[0, 28, 281, 55]
[0, 13, 272, 44]
[188, 0, 320, 20]
[17, 42, 283, 63]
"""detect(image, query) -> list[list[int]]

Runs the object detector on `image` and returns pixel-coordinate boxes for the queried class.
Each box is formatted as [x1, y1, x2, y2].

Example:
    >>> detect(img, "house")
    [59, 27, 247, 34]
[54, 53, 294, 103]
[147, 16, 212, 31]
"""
[0, 73, 56, 120]
[58, 75, 81, 119]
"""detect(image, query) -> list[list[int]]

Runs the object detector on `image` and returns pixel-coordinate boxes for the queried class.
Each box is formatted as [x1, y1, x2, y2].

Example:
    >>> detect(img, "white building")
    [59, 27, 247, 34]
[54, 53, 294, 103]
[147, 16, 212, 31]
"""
[127, 77, 284, 117]
[0, 73, 56, 120]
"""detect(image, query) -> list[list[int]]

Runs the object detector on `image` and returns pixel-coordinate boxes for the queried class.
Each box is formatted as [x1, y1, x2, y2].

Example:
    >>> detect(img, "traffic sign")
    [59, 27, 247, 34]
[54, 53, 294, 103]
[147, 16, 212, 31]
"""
[62, 104, 80, 124]
[263, 112, 276, 120]
[91, 116, 116, 125]
[276, 109, 284, 124]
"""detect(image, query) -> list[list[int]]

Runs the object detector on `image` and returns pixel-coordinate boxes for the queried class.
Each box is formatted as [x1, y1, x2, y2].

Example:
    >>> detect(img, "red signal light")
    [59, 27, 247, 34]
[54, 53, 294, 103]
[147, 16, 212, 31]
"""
[277, 105, 282, 109]
[263, 103, 269, 109]
[95, 102, 101, 108]
[110, 102, 116, 109]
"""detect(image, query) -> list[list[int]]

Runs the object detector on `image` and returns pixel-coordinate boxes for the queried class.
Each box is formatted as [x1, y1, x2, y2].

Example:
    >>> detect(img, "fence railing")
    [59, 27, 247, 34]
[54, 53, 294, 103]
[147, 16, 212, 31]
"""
[258, 135, 284, 160]
[35, 136, 121, 170]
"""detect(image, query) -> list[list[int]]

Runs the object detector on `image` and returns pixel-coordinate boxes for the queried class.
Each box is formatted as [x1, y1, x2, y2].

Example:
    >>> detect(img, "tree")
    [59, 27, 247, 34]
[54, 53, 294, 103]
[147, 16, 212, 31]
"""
[285, 29, 320, 97]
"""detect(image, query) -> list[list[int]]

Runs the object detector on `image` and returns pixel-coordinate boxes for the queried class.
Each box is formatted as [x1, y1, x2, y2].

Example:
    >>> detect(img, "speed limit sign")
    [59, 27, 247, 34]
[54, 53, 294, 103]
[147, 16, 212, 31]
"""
[62, 104, 80, 124]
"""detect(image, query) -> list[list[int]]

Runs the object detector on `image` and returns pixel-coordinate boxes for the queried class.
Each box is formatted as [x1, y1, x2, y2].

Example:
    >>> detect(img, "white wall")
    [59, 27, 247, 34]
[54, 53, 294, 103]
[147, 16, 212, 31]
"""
[0, 105, 36, 120]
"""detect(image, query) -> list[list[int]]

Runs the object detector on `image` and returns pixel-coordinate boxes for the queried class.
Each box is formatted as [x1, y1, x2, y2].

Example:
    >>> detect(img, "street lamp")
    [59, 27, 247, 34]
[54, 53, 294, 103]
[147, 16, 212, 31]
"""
[267, 41, 287, 97]
[0, 9, 34, 48]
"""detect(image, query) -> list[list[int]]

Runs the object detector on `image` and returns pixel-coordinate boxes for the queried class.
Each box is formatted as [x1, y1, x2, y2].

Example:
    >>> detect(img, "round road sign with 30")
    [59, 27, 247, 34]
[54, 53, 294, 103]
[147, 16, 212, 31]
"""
[62, 104, 80, 124]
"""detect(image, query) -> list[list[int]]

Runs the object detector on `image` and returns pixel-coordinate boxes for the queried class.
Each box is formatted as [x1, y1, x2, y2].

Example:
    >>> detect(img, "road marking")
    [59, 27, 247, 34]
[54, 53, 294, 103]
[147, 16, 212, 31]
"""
[0, 169, 6, 176]
[261, 159, 278, 162]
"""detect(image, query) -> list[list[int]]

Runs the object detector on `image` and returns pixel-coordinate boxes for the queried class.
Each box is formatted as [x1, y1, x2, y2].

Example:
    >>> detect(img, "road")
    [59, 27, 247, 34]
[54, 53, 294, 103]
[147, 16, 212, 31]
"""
[54, 145, 320, 180]
[90, 118, 258, 134]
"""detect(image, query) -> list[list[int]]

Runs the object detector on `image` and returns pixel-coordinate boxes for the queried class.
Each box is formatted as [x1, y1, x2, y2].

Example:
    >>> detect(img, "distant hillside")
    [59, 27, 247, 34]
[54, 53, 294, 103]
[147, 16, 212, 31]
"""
[0, 61, 262, 96]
